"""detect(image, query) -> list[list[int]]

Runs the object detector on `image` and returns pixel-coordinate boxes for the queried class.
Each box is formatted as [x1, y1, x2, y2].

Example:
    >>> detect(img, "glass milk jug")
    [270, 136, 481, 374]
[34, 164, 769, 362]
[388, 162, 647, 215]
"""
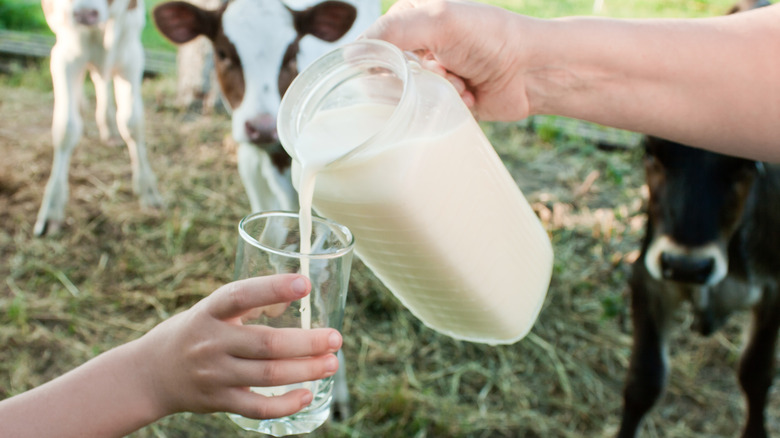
[278, 39, 553, 345]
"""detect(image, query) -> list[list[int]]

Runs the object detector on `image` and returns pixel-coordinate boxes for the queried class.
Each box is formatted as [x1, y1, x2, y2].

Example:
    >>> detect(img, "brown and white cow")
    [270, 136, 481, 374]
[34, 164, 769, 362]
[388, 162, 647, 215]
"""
[36, 0, 163, 236]
[152, 0, 380, 420]
[152, 0, 379, 214]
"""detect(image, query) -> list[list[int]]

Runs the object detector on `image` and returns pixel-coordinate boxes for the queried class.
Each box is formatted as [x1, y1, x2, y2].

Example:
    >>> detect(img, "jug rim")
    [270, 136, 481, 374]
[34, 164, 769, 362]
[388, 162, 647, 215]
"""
[277, 39, 413, 167]
[238, 210, 355, 259]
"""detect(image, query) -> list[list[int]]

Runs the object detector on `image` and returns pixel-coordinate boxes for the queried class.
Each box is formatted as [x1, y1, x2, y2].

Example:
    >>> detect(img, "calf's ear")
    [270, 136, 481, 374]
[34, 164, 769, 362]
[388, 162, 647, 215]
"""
[295, 1, 357, 42]
[153, 1, 221, 44]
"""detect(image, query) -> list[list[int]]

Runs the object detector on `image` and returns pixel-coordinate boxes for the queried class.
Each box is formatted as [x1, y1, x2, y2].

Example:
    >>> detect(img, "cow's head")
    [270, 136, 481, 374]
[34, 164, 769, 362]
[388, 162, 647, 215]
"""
[153, 0, 356, 152]
[642, 137, 759, 286]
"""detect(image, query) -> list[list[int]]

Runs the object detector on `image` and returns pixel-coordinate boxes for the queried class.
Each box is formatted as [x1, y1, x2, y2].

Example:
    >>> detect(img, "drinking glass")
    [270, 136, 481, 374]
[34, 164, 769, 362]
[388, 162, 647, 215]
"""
[228, 211, 354, 436]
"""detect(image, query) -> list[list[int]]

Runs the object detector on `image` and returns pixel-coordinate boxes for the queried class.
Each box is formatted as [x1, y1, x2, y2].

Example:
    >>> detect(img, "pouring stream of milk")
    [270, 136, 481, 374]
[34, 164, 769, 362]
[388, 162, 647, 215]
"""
[293, 103, 395, 331]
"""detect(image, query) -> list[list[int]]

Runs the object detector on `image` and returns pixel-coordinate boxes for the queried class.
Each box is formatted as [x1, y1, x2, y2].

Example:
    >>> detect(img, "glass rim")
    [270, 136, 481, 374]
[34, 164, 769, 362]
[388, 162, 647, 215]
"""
[237, 210, 355, 259]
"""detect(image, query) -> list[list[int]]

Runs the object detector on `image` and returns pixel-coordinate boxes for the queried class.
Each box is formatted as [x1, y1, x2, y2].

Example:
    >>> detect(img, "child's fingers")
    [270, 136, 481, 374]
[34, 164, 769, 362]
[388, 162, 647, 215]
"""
[207, 275, 310, 320]
[227, 388, 317, 420]
[225, 326, 342, 359]
[221, 354, 340, 388]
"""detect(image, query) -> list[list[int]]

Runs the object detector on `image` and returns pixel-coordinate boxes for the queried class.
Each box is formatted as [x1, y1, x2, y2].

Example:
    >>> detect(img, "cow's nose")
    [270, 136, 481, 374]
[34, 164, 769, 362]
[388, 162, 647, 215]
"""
[660, 252, 715, 284]
[73, 8, 99, 26]
[245, 115, 277, 145]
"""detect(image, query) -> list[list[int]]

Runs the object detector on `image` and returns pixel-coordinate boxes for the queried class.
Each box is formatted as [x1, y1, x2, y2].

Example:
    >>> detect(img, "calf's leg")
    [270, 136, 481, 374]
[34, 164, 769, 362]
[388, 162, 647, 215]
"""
[35, 46, 86, 236]
[617, 268, 678, 438]
[113, 41, 163, 209]
[90, 68, 121, 146]
[738, 285, 780, 438]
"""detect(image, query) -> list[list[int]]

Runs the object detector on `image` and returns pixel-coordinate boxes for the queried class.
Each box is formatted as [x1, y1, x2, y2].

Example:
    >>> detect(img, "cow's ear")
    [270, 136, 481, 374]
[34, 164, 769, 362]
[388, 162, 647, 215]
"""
[295, 1, 357, 42]
[153, 1, 221, 44]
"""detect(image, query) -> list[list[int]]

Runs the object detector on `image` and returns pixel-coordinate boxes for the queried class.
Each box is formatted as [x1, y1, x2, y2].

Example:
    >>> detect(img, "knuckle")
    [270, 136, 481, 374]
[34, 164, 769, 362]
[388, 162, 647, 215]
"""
[191, 360, 222, 389]
[310, 332, 327, 353]
[257, 328, 284, 357]
[224, 281, 250, 310]
[245, 398, 275, 420]
[259, 361, 283, 385]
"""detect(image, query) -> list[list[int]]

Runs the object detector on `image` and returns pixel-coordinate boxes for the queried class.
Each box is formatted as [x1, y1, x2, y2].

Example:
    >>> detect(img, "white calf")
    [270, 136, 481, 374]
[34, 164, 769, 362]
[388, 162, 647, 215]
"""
[152, 0, 379, 214]
[37, 0, 162, 236]
[152, 0, 380, 420]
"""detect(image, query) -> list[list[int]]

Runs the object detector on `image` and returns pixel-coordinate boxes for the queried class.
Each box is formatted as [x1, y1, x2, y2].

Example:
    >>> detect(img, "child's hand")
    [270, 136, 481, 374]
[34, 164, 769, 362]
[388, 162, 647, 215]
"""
[138, 274, 343, 419]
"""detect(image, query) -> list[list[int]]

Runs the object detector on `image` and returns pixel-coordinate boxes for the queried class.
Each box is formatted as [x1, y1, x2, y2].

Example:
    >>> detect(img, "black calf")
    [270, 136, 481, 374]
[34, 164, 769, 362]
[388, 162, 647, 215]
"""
[617, 136, 780, 438]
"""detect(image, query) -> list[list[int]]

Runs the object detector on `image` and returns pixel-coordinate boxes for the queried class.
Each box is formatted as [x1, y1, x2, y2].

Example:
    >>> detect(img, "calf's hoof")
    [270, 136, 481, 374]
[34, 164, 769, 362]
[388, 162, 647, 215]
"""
[33, 217, 63, 237]
[137, 184, 165, 210]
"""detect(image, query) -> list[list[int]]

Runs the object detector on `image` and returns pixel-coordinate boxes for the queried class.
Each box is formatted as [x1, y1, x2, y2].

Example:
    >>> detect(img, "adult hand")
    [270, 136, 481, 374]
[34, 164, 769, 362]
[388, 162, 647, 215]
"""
[363, 0, 533, 121]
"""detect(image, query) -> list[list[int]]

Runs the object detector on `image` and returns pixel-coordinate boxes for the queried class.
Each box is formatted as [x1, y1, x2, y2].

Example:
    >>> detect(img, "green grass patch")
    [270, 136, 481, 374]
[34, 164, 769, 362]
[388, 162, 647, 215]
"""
[0, 0, 48, 31]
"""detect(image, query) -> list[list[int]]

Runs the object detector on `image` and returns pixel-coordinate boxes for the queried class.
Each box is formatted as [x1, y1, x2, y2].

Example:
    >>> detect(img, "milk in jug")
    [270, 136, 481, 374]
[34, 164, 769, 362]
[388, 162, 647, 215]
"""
[278, 39, 553, 345]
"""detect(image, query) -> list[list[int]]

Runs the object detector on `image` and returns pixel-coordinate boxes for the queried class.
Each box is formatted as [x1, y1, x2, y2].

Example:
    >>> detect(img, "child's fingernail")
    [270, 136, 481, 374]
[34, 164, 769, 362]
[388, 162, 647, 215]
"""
[328, 331, 342, 349]
[301, 391, 313, 405]
[291, 277, 307, 296]
[325, 355, 339, 373]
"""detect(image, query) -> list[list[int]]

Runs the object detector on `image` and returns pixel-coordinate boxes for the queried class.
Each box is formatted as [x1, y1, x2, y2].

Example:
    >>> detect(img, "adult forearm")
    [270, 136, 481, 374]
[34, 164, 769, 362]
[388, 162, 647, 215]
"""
[523, 6, 780, 160]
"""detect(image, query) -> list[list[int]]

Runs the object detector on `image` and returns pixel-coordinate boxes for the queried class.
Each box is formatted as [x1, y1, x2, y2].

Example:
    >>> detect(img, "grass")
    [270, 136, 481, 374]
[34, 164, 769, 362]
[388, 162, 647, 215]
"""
[2, 1, 779, 437]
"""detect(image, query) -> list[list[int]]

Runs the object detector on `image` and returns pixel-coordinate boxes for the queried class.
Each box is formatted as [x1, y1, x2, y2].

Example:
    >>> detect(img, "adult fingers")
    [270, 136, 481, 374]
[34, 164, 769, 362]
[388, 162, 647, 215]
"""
[207, 275, 311, 320]
[225, 325, 343, 359]
[362, 0, 452, 52]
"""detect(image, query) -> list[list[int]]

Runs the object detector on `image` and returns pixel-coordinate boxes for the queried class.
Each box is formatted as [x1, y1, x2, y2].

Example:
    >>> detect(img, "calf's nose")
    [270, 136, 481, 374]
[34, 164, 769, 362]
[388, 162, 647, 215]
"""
[73, 8, 99, 26]
[245, 114, 278, 145]
[660, 252, 715, 285]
